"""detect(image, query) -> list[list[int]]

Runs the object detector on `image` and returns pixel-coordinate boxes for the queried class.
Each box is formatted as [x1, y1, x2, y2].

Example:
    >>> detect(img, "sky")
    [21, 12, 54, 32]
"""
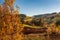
[0, 0, 60, 16]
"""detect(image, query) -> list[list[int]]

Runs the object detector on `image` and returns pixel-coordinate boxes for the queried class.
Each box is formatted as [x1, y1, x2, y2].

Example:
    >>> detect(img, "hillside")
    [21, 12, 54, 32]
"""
[20, 12, 60, 27]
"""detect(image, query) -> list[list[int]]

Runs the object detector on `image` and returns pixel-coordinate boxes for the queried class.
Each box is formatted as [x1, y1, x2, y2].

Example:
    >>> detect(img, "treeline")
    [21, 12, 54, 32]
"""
[19, 12, 60, 27]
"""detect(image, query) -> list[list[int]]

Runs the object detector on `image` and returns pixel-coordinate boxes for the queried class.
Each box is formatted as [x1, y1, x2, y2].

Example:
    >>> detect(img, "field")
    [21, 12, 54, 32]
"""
[23, 33, 60, 40]
[22, 24, 60, 40]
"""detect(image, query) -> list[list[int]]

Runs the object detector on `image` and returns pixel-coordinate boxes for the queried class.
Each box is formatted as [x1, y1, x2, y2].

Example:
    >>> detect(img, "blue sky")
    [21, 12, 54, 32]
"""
[0, 0, 60, 16]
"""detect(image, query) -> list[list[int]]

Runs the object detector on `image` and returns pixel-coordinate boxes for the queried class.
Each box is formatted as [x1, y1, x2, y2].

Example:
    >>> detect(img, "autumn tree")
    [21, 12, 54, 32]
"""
[0, 0, 24, 40]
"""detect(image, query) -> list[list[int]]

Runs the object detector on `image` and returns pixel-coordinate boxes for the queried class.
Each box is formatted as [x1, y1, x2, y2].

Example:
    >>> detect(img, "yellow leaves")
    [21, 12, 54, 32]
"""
[0, 0, 24, 40]
[3, 6, 10, 14]
[2, 35, 10, 40]
[13, 34, 22, 40]
[54, 27, 58, 33]
[3, 22, 7, 27]
[0, 12, 24, 40]
[0, 4, 2, 14]
[47, 27, 52, 34]
[13, 10, 19, 14]
[4, 0, 15, 6]
[55, 27, 60, 34]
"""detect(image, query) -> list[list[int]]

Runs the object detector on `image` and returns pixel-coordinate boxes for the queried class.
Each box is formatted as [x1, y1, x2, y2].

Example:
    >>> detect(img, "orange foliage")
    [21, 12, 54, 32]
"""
[0, 0, 24, 40]
[4, 0, 15, 6]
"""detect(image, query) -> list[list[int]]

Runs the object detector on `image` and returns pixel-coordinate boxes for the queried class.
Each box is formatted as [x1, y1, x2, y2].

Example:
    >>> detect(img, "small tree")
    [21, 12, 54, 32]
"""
[0, 0, 24, 40]
[55, 21, 60, 27]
